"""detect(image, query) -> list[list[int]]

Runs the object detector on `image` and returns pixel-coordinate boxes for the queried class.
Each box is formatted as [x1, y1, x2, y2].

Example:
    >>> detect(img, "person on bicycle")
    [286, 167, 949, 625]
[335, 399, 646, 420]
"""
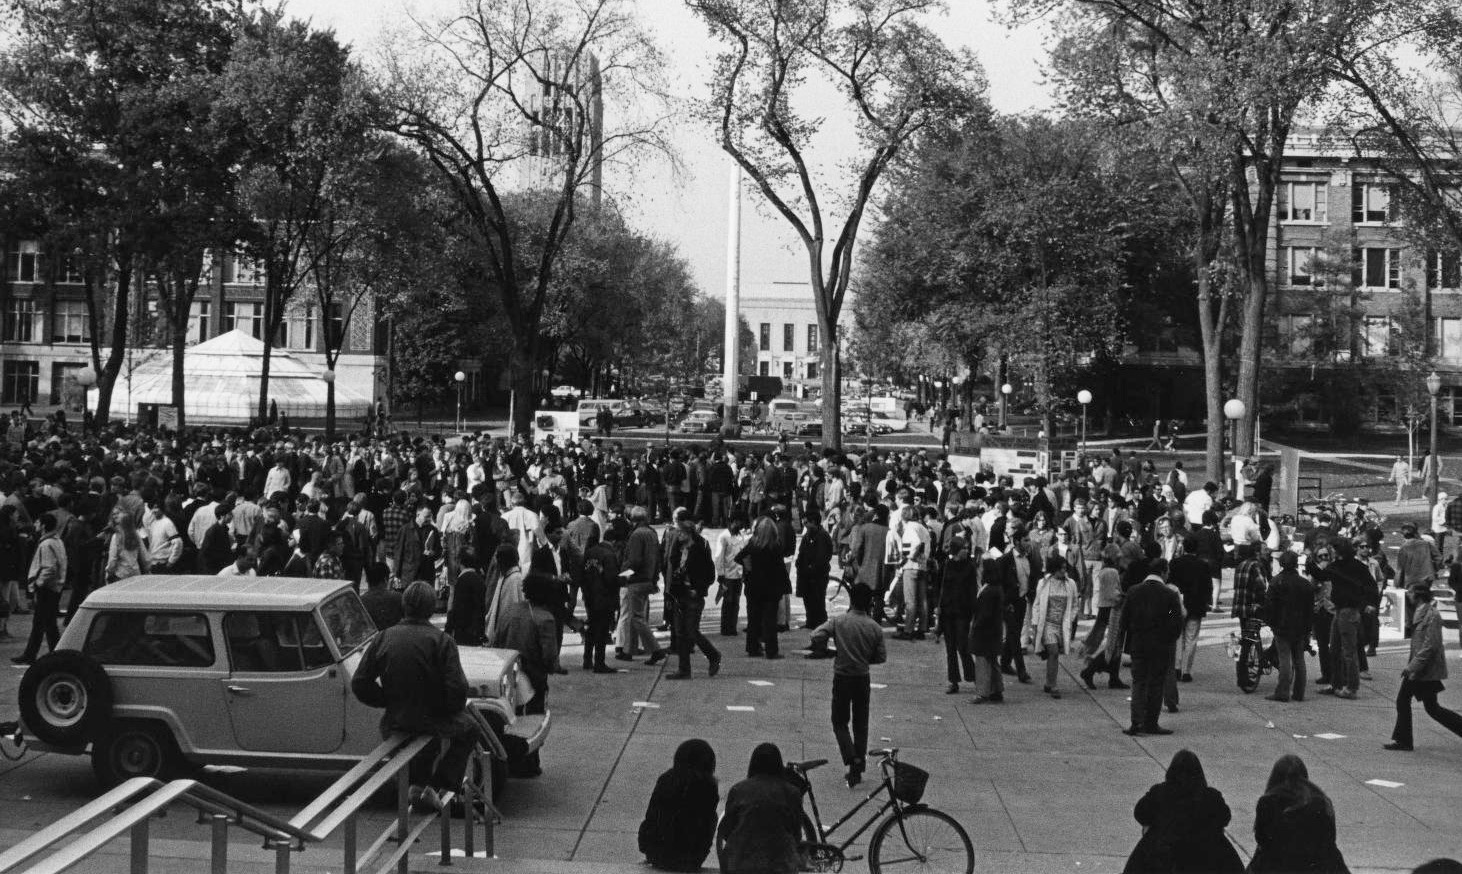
[809, 583, 887, 787]
[717, 743, 803, 874]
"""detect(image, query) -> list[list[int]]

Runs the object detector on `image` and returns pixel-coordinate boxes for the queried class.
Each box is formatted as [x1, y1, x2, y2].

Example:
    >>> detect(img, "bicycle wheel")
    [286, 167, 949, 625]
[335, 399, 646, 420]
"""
[868, 807, 973, 874]
[1237, 645, 1261, 693]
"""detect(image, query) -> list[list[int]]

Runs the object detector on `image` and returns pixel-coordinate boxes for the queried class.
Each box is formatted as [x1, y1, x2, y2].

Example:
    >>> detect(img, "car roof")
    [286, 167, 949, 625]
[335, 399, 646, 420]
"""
[83, 575, 354, 611]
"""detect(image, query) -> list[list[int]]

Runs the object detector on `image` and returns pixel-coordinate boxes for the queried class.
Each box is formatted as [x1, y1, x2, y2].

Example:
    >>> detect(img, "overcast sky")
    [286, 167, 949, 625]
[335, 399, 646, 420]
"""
[284, 0, 1054, 298]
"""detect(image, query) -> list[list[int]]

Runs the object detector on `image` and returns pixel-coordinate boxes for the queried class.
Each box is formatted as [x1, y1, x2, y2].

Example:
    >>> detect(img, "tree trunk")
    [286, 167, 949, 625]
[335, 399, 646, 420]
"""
[93, 265, 134, 427]
[325, 375, 337, 441]
[819, 320, 841, 451]
[257, 340, 274, 427]
[510, 338, 537, 438]
[171, 317, 187, 432]
[1234, 268, 1267, 459]
[1197, 253, 1225, 486]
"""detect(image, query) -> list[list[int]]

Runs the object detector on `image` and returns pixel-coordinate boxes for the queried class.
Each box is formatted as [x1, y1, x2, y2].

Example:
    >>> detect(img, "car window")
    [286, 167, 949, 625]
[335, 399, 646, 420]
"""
[84, 611, 215, 668]
[224, 612, 332, 672]
[319, 592, 375, 656]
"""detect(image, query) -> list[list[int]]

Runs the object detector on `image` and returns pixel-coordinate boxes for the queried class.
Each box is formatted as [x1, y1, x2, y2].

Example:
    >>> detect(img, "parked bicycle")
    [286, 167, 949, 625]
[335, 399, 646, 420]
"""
[785, 747, 973, 873]
[1227, 621, 1276, 694]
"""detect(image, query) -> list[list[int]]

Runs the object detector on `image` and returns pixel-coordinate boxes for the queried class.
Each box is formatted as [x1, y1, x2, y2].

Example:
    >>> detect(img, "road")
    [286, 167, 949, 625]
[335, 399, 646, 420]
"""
[3, 574, 1461, 873]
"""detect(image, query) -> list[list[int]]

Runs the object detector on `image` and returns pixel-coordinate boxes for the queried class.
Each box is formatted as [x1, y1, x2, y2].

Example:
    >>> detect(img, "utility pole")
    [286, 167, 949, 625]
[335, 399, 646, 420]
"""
[722, 163, 741, 437]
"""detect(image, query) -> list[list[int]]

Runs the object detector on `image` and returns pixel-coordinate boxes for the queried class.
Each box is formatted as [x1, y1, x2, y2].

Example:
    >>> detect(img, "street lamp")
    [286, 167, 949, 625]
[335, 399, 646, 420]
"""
[74, 365, 97, 432]
[1224, 398, 1247, 494]
[1427, 370, 1442, 509]
[1077, 389, 1092, 455]
[322, 368, 337, 441]
[452, 370, 465, 434]
[1000, 382, 1012, 431]
[861, 376, 874, 453]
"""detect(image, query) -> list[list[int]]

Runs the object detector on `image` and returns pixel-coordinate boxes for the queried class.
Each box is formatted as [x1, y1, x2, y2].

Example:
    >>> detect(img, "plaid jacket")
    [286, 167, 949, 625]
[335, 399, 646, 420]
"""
[1231, 558, 1268, 622]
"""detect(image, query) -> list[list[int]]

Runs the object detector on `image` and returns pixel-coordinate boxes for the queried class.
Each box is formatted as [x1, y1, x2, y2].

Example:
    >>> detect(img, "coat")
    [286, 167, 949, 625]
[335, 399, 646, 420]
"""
[795, 526, 834, 600]
[1121, 577, 1184, 659]
[717, 774, 803, 874]
[1248, 781, 1349, 874]
[1028, 573, 1079, 653]
[1406, 600, 1448, 683]
[739, 543, 791, 603]
[638, 766, 719, 872]
[1124, 782, 1243, 874]
[847, 522, 889, 588]
[969, 583, 1004, 657]
[580, 543, 623, 614]
[1264, 570, 1314, 644]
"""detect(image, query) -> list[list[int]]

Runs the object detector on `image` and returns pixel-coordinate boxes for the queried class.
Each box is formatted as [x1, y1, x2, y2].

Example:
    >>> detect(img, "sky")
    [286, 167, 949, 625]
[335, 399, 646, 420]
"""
[283, 0, 1055, 298]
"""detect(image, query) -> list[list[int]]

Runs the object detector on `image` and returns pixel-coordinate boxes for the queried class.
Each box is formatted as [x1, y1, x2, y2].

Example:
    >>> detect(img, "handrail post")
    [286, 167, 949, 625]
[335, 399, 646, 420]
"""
[275, 841, 291, 874]
[343, 815, 357, 874]
[210, 813, 229, 874]
[130, 819, 149, 874]
[396, 762, 410, 874]
[482, 750, 495, 859]
[462, 755, 475, 860]
[438, 800, 452, 867]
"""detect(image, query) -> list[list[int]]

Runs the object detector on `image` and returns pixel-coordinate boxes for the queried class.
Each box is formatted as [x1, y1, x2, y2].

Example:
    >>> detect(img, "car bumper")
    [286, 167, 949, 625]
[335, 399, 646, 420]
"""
[505, 710, 550, 754]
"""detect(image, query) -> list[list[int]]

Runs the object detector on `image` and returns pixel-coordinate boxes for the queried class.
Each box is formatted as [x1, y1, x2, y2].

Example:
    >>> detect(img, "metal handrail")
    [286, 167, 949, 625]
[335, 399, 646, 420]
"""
[0, 778, 162, 872]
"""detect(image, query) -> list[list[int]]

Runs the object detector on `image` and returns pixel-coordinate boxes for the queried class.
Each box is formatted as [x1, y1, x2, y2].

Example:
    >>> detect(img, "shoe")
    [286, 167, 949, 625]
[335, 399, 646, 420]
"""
[766, 653, 786, 660]
[582, 661, 594, 671]
[1123, 727, 1146, 736]
[972, 695, 1004, 704]
[1144, 726, 1174, 736]
[1366, 648, 1378, 657]
[1317, 686, 1336, 695]
[1108, 679, 1130, 690]
[1044, 686, 1061, 699]
[1080, 666, 1097, 689]
[804, 650, 835, 660]
[664, 672, 692, 680]
[1180, 673, 1194, 683]
[655, 623, 670, 632]
[1264, 694, 1290, 702]
[1383, 742, 1413, 752]
[410, 786, 444, 813]
[1292, 696, 1305, 702]
[592, 665, 618, 674]
[614, 652, 635, 662]
[846, 768, 863, 788]
[1360, 672, 1373, 681]
[10, 655, 34, 666]
[719, 631, 740, 638]
[1018, 674, 1033, 684]
[708, 658, 722, 677]
[1336, 689, 1357, 699]
[777, 625, 790, 633]
[647, 651, 667, 666]
[945, 683, 959, 694]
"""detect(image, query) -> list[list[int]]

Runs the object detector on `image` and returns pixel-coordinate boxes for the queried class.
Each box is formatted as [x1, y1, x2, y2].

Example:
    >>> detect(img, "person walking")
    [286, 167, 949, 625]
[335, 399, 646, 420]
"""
[715, 516, 748, 637]
[1385, 583, 1462, 751]
[937, 535, 979, 694]
[1264, 552, 1314, 703]
[1390, 455, 1412, 503]
[104, 506, 150, 583]
[1123, 750, 1243, 874]
[969, 557, 1005, 704]
[1028, 556, 1079, 699]
[1248, 755, 1349, 874]
[12, 512, 66, 665]
[616, 506, 667, 666]
[1120, 558, 1183, 736]
[809, 583, 887, 786]
[1231, 542, 1269, 689]
[664, 515, 721, 680]
[997, 525, 1041, 684]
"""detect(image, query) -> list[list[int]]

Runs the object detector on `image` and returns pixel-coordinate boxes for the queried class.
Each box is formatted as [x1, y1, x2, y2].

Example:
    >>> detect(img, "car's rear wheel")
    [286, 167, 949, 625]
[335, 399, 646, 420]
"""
[91, 721, 185, 788]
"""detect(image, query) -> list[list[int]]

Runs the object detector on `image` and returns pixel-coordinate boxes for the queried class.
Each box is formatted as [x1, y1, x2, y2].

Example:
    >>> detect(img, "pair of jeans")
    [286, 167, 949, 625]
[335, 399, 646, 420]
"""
[1177, 617, 1203, 675]
[672, 593, 720, 675]
[1392, 678, 1462, 747]
[1329, 607, 1361, 692]
[616, 582, 660, 657]
[709, 492, 731, 527]
[21, 586, 61, 659]
[831, 673, 871, 769]
[718, 577, 742, 636]
[1273, 634, 1307, 701]
[901, 568, 927, 635]
[939, 610, 975, 683]
[745, 598, 779, 657]
[1000, 603, 1028, 678]
[1129, 653, 1171, 730]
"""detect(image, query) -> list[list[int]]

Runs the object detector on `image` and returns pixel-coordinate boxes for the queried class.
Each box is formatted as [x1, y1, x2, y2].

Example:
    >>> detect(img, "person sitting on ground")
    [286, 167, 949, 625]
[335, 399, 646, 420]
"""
[716, 742, 803, 874]
[1247, 754, 1349, 874]
[1123, 749, 1242, 874]
[638, 738, 720, 872]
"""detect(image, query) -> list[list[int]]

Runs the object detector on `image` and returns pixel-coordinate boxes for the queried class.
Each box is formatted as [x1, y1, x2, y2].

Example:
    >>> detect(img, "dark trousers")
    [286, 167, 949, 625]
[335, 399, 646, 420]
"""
[831, 673, 871, 769]
[1392, 679, 1462, 747]
[999, 604, 1028, 678]
[940, 610, 975, 683]
[673, 594, 720, 675]
[718, 578, 742, 636]
[21, 586, 61, 659]
[584, 607, 615, 668]
[1129, 652, 1171, 731]
[1274, 634, 1307, 701]
[709, 492, 731, 527]
[1314, 610, 1333, 684]
[406, 712, 479, 792]
[1330, 608, 1361, 693]
[746, 598, 779, 657]
[802, 588, 828, 630]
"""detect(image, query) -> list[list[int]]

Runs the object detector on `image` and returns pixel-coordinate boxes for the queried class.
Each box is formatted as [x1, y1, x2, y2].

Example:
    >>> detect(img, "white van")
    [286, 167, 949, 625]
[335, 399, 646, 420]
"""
[577, 398, 629, 426]
[767, 399, 802, 430]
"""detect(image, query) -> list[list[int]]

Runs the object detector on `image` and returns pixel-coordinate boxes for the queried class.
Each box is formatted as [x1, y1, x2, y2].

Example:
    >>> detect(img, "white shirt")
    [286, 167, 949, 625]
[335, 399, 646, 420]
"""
[1432, 500, 1448, 533]
[900, 520, 931, 571]
[217, 563, 256, 577]
[146, 515, 181, 567]
[715, 530, 748, 579]
[1229, 512, 1259, 547]
[1183, 490, 1212, 526]
[188, 501, 219, 550]
[264, 466, 291, 498]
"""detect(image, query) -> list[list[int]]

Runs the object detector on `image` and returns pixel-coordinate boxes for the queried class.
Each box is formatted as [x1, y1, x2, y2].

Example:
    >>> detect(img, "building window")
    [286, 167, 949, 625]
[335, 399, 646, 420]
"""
[50, 361, 85, 406]
[1352, 182, 1396, 224]
[222, 253, 263, 285]
[7, 242, 39, 283]
[807, 324, 818, 354]
[187, 301, 211, 344]
[806, 361, 818, 380]
[1280, 314, 1315, 356]
[758, 323, 770, 351]
[1, 359, 39, 404]
[2, 300, 43, 342]
[51, 300, 90, 343]
[280, 306, 316, 351]
[781, 361, 793, 380]
[1427, 251, 1461, 290]
[224, 302, 263, 338]
[1363, 316, 1393, 357]
[1283, 247, 1319, 287]
[58, 256, 85, 285]
[1281, 181, 1328, 223]
[1436, 318, 1462, 363]
[758, 360, 769, 377]
[1353, 248, 1403, 289]
[783, 323, 794, 352]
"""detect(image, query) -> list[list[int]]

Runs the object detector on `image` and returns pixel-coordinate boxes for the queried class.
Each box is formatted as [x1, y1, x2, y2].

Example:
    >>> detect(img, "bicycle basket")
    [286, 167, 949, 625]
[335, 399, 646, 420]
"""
[891, 761, 929, 804]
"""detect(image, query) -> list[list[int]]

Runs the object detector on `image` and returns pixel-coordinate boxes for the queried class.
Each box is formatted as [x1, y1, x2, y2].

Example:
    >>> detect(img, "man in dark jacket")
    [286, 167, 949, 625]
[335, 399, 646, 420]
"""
[1264, 551, 1313, 703]
[1168, 539, 1213, 683]
[352, 581, 478, 811]
[664, 515, 721, 680]
[937, 536, 978, 694]
[996, 526, 1042, 684]
[1310, 538, 1378, 699]
[1386, 583, 1462, 750]
[1119, 560, 1183, 736]
[795, 508, 835, 630]
[581, 528, 624, 673]
[969, 557, 1005, 703]
[706, 454, 735, 527]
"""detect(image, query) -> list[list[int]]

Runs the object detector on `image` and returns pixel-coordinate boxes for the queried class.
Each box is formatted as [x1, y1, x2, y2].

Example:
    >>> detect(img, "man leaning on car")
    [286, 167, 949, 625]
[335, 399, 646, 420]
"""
[352, 581, 482, 811]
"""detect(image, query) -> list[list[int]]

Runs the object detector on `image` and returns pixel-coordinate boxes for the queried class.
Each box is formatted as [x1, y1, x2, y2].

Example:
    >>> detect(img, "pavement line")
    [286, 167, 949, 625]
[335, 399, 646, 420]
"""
[569, 668, 665, 861]
[987, 781, 1028, 854]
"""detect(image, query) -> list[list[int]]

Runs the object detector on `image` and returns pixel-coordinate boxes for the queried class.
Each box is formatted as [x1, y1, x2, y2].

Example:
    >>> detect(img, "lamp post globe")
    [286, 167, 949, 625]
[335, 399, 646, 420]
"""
[1076, 389, 1092, 453]
[1001, 383, 1012, 396]
[1077, 389, 1092, 406]
[1223, 398, 1246, 421]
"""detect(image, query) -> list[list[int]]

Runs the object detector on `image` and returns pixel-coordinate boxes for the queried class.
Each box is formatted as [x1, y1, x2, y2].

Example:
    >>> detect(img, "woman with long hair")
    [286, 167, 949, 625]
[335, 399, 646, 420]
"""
[442, 498, 475, 586]
[483, 543, 523, 643]
[105, 506, 150, 582]
[1248, 755, 1349, 873]
[1124, 749, 1242, 873]
[638, 739, 720, 872]
[737, 515, 790, 659]
[717, 743, 802, 874]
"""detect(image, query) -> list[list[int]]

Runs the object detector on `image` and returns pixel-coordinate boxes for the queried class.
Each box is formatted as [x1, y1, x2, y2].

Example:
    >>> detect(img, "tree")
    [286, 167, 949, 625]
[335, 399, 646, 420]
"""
[687, 0, 985, 448]
[381, 0, 671, 437]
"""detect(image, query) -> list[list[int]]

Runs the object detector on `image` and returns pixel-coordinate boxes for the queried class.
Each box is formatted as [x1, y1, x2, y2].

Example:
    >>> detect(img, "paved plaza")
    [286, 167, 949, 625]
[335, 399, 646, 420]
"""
[2, 582, 1461, 874]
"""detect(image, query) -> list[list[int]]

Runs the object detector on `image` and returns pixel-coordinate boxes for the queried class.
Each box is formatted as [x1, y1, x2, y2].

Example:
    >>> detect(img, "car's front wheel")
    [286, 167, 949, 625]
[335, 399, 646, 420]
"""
[91, 722, 185, 788]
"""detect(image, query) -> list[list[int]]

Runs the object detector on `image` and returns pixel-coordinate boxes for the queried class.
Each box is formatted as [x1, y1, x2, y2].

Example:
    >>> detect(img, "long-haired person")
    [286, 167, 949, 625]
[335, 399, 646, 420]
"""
[737, 515, 790, 659]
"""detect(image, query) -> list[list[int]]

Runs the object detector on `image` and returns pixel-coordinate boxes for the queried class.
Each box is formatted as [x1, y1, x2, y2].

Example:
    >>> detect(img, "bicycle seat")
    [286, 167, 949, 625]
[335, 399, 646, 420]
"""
[866, 747, 897, 759]
[789, 758, 829, 772]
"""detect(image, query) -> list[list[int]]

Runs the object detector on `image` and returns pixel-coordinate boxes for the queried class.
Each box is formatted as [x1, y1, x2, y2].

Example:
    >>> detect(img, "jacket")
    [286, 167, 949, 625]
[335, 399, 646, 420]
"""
[1248, 780, 1349, 874]
[638, 765, 719, 872]
[997, 548, 1044, 607]
[445, 568, 487, 645]
[351, 619, 468, 735]
[1312, 558, 1378, 612]
[738, 542, 791, 603]
[939, 555, 979, 616]
[27, 532, 67, 593]
[969, 583, 1004, 657]
[1120, 576, 1184, 658]
[1395, 537, 1441, 588]
[624, 524, 661, 586]
[580, 543, 624, 613]
[1167, 554, 1212, 619]
[1028, 573, 1079, 653]
[795, 526, 834, 599]
[847, 522, 889, 588]
[491, 601, 559, 695]
[1405, 600, 1448, 682]
[1123, 782, 1242, 874]
[717, 774, 803, 874]
[1230, 558, 1268, 622]
[1264, 569, 1314, 643]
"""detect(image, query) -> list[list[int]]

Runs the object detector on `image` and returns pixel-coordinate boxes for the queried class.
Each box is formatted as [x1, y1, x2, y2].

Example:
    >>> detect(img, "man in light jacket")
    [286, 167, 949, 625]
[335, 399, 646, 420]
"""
[13, 512, 67, 665]
[1385, 583, 1462, 751]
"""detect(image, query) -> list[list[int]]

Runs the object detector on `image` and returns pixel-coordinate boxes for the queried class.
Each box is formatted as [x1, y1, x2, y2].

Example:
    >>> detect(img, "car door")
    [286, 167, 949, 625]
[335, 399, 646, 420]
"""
[220, 611, 346, 754]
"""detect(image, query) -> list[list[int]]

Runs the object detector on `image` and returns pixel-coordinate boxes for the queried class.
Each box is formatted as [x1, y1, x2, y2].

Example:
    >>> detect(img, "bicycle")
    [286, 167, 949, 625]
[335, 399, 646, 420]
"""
[1226, 620, 1276, 694]
[786, 748, 973, 873]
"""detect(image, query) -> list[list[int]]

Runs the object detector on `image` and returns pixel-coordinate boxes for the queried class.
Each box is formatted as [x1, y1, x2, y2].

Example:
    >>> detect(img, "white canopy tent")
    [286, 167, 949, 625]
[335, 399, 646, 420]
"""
[89, 329, 371, 425]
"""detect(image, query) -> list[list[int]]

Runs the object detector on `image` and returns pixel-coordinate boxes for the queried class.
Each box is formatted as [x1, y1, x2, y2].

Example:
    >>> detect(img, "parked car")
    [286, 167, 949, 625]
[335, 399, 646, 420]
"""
[678, 409, 723, 433]
[17, 576, 549, 798]
[577, 398, 630, 427]
[549, 384, 580, 400]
